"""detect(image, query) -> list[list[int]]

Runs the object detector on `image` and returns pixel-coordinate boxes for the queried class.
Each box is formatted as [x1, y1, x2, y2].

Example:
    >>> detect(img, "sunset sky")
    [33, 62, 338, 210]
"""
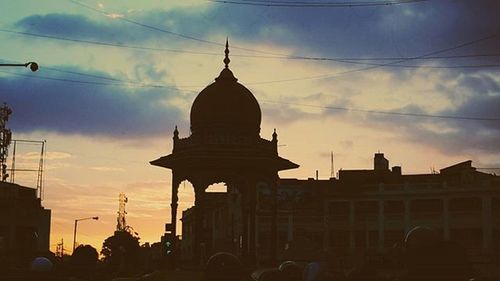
[1, 0, 499, 254]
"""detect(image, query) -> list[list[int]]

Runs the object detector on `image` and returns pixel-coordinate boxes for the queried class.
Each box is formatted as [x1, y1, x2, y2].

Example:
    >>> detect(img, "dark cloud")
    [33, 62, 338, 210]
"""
[362, 74, 500, 154]
[15, 13, 155, 44]
[457, 74, 500, 95]
[0, 67, 187, 138]
[15, 1, 500, 62]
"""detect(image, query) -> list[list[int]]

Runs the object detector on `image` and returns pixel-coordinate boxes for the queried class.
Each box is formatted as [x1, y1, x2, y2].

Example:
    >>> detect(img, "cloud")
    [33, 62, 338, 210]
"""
[15, 13, 153, 44]
[18, 151, 72, 160]
[363, 74, 500, 155]
[0, 66, 187, 138]
[90, 166, 125, 172]
[15, 1, 500, 62]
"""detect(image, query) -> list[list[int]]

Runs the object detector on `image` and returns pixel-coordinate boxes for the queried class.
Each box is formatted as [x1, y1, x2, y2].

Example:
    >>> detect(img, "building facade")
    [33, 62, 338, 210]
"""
[0, 182, 51, 259]
[180, 153, 500, 274]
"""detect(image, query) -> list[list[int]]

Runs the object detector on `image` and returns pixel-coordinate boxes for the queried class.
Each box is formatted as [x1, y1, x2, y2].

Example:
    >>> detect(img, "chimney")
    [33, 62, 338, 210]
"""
[374, 153, 389, 171]
[392, 166, 402, 175]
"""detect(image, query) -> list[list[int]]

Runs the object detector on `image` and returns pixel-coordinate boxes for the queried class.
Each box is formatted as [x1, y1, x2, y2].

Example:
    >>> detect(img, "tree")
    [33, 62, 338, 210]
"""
[101, 231, 140, 274]
[72, 244, 98, 267]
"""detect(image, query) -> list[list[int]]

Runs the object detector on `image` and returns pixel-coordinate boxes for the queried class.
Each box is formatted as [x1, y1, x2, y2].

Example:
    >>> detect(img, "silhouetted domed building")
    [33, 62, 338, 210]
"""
[191, 67, 261, 136]
[151, 40, 298, 266]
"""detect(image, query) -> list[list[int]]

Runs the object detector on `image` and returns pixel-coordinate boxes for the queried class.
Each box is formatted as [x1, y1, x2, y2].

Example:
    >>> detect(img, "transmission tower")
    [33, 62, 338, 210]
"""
[116, 192, 128, 232]
[0, 103, 12, 182]
[56, 238, 65, 257]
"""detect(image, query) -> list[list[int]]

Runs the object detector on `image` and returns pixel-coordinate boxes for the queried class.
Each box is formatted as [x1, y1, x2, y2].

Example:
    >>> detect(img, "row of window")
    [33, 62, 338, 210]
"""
[329, 197, 500, 216]
[329, 228, 500, 250]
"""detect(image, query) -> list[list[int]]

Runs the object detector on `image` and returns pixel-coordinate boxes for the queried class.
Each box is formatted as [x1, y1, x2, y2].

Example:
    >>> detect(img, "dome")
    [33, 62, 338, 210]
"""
[190, 41, 261, 135]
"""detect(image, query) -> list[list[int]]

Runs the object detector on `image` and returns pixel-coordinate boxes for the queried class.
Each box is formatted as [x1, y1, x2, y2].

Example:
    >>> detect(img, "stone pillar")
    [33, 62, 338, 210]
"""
[404, 199, 411, 234]
[443, 198, 450, 241]
[323, 201, 329, 250]
[270, 176, 278, 264]
[349, 201, 355, 250]
[378, 200, 384, 251]
[248, 180, 257, 266]
[241, 194, 249, 265]
[193, 181, 208, 266]
[482, 196, 492, 251]
[171, 172, 181, 236]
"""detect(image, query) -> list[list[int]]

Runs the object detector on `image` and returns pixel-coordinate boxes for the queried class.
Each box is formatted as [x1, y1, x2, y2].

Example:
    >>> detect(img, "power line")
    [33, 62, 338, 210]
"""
[3, 28, 499, 62]
[246, 29, 500, 84]
[68, 0, 280, 56]
[209, 0, 429, 8]
[260, 100, 500, 121]
[0, 28, 223, 56]
[0, 70, 498, 122]
[2, 28, 500, 71]
[67, 0, 426, 58]
[0, 70, 190, 90]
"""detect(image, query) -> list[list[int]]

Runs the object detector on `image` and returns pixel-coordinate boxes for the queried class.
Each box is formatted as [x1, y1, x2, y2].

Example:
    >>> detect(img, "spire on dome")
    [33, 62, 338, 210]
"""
[224, 38, 230, 69]
[215, 38, 237, 82]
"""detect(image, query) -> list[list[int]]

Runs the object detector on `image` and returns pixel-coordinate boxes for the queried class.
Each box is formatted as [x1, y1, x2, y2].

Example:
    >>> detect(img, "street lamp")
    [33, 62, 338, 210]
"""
[73, 216, 99, 252]
[0, 61, 38, 72]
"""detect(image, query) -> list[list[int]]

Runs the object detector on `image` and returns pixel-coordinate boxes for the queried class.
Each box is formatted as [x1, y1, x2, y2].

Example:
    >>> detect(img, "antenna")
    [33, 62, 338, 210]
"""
[37, 140, 46, 200]
[0, 103, 12, 182]
[9, 139, 46, 197]
[330, 152, 335, 178]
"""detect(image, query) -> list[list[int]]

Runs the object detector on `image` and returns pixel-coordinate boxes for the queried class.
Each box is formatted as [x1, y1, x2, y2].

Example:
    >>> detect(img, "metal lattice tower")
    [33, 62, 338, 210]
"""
[116, 192, 128, 231]
[0, 103, 12, 182]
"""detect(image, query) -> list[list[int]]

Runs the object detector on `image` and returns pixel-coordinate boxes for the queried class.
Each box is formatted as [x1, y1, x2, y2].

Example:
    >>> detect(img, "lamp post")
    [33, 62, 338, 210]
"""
[73, 216, 99, 252]
[0, 61, 38, 71]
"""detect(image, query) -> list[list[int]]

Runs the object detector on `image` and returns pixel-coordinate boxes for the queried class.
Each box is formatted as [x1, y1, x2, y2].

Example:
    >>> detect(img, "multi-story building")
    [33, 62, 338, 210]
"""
[0, 182, 51, 260]
[180, 153, 499, 275]
[325, 153, 499, 275]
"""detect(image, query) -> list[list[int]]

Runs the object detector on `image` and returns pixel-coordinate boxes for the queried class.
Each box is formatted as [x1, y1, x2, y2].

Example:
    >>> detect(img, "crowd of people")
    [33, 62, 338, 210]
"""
[2, 227, 494, 281]
[201, 227, 483, 281]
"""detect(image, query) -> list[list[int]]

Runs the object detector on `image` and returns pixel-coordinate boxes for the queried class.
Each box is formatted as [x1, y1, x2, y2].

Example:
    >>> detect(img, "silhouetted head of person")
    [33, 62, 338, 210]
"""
[404, 226, 440, 263]
[30, 257, 53, 272]
[303, 262, 325, 281]
[203, 252, 243, 281]
[278, 261, 302, 280]
[251, 268, 281, 281]
[402, 226, 476, 279]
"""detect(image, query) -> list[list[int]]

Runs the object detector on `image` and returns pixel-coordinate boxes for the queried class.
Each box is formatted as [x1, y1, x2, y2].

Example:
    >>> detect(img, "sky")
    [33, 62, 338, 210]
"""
[1, 0, 499, 254]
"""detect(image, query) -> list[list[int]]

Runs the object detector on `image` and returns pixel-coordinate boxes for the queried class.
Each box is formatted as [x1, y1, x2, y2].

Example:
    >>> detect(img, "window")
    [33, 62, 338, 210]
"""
[493, 229, 500, 252]
[355, 201, 377, 221]
[450, 228, 482, 249]
[384, 200, 404, 215]
[410, 199, 442, 213]
[384, 230, 404, 248]
[355, 231, 366, 249]
[330, 230, 349, 250]
[491, 197, 500, 214]
[449, 198, 481, 213]
[329, 201, 350, 216]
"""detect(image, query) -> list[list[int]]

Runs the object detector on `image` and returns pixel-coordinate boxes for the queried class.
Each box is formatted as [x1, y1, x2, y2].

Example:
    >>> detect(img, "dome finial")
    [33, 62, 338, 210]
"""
[224, 37, 230, 69]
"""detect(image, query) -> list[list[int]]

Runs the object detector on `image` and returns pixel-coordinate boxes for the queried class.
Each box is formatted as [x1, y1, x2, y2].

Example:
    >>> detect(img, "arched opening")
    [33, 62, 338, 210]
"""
[177, 180, 194, 259]
[205, 182, 227, 193]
